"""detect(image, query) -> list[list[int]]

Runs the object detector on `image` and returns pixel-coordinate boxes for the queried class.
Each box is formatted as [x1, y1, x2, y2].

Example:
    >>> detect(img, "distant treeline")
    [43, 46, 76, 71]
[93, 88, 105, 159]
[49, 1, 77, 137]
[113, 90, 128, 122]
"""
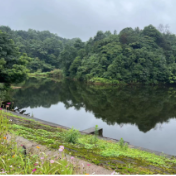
[1, 25, 176, 84]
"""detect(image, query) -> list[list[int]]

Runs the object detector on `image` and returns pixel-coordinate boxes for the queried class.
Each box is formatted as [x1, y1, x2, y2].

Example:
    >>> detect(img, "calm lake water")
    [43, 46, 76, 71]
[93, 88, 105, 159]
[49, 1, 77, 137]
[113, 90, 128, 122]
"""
[10, 77, 176, 156]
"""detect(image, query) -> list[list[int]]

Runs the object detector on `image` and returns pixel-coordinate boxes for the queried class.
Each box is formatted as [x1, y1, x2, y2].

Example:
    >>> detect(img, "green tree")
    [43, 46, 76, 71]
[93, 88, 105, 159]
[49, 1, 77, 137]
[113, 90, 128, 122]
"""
[0, 31, 30, 83]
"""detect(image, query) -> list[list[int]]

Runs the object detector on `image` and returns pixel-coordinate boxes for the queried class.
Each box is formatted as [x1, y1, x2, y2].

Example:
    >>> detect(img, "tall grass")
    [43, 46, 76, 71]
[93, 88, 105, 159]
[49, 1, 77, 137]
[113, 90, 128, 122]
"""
[0, 109, 74, 174]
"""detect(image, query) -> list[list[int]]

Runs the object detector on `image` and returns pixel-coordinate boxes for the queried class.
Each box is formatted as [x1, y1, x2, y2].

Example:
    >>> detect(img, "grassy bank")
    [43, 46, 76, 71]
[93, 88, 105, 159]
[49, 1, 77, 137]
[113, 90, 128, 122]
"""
[29, 69, 62, 78]
[88, 77, 121, 85]
[0, 109, 74, 175]
[1, 110, 176, 174]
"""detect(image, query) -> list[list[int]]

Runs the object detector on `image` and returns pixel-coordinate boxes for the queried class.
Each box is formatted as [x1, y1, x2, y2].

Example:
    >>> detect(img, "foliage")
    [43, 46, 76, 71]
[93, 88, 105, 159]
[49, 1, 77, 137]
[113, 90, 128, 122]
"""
[118, 138, 128, 150]
[5, 112, 176, 174]
[0, 26, 79, 73]
[28, 69, 62, 78]
[63, 128, 80, 144]
[88, 125, 99, 144]
[27, 58, 55, 73]
[0, 30, 30, 83]
[0, 110, 74, 174]
[0, 89, 6, 102]
[47, 69, 62, 78]
[37, 25, 176, 84]
[94, 125, 99, 142]
[2, 25, 176, 83]
[89, 77, 120, 85]
[0, 83, 4, 89]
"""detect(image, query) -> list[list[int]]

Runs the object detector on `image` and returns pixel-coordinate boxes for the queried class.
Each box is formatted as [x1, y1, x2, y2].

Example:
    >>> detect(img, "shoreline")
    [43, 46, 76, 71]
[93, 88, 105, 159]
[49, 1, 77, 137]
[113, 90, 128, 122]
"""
[27, 73, 176, 87]
[6, 109, 175, 158]
[3, 110, 176, 174]
[64, 77, 176, 89]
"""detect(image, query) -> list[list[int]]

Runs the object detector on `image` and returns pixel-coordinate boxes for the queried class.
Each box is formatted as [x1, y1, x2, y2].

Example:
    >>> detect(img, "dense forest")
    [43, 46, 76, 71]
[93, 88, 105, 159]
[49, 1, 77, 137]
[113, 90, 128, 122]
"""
[61, 25, 176, 84]
[1, 24, 176, 84]
[0, 30, 30, 83]
[0, 26, 78, 76]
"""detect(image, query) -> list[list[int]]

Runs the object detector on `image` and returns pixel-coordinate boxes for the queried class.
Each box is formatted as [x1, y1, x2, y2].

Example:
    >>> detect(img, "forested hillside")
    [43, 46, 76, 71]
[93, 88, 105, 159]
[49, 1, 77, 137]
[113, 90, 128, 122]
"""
[0, 26, 78, 73]
[59, 25, 176, 84]
[0, 30, 30, 83]
[1, 25, 176, 84]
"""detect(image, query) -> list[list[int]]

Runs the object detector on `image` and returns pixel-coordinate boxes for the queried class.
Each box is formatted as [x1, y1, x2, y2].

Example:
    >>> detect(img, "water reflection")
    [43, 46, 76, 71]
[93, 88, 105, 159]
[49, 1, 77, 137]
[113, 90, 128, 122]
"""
[11, 78, 176, 133]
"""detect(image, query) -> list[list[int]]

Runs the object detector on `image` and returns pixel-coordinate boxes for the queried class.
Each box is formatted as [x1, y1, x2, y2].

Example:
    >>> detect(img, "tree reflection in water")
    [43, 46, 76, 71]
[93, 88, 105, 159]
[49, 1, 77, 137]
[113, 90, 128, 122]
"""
[10, 77, 176, 133]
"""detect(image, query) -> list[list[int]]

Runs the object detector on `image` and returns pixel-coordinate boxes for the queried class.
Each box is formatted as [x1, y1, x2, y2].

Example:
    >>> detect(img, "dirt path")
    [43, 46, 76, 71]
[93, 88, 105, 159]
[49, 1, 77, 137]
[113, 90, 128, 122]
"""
[7, 134, 116, 175]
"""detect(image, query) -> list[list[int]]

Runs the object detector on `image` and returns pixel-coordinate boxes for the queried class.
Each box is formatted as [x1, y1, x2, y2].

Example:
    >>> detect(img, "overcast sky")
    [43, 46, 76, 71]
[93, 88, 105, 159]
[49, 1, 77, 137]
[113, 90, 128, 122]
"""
[0, 0, 174, 41]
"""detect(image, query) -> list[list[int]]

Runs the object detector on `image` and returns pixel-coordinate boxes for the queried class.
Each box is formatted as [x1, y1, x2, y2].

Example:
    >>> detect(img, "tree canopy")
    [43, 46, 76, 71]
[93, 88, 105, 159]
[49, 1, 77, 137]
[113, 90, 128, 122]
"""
[2, 24, 176, 84]
[0, 30, 30, 83]
[0, 26, 79, 73]
[58, 25, 176, 84]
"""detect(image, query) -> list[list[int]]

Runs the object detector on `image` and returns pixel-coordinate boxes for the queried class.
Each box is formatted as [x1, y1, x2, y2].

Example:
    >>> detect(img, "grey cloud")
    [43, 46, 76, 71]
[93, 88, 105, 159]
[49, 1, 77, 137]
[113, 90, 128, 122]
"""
[0, 0, 175, 41]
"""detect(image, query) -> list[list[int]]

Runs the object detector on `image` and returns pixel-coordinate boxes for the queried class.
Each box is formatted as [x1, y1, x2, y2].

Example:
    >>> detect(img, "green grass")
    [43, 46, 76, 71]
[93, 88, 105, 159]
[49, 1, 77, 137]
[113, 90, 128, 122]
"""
[2, 110, 176, 174]
[6, 111, 176, 174]
[0, 110, 74, 175]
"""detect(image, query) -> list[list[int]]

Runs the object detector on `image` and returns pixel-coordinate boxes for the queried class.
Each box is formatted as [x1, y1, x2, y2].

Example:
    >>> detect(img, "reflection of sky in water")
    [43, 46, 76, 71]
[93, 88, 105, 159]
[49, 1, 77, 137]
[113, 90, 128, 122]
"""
[23, 102, 176, 156]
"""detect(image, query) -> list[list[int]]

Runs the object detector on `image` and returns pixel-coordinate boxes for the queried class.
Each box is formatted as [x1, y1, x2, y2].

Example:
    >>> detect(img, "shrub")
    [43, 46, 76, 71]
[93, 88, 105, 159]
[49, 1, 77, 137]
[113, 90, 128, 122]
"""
[118, 138, 128, 150]
[88, 125, 99, 144]
[63, 128, 80, 144]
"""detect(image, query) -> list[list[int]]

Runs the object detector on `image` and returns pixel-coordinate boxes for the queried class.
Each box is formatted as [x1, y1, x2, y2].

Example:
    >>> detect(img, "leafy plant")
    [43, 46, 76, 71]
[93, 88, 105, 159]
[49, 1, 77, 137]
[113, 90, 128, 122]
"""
[63, 127, 80, 144]
[94, 125, 99, 143]
[88, 125, 99, 144]
[124, 143, 129, 150]
[118, 138, 128, 150]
